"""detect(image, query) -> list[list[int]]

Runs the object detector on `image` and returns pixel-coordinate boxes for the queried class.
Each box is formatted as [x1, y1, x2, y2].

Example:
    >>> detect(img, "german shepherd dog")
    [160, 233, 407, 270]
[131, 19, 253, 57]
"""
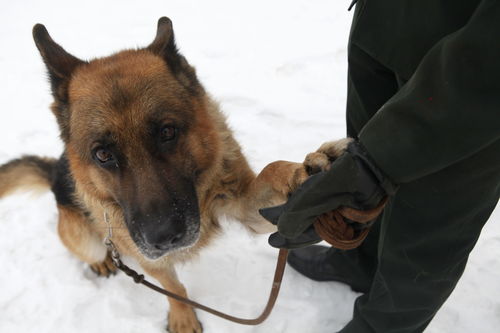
[0, 17, 317, 333]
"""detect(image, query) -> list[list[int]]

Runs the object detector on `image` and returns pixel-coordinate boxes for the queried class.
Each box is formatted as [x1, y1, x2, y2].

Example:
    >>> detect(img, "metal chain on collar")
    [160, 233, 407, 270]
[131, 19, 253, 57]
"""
[102, 212, 289, 325]
[103, 212, 122, 267]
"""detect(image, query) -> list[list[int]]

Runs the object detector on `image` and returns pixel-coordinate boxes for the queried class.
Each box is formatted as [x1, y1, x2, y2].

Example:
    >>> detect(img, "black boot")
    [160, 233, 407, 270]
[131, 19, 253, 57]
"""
[287, 245, 374, 293]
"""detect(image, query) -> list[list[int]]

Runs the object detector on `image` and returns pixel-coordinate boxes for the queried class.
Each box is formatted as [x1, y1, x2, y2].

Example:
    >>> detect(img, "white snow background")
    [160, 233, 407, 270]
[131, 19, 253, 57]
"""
[0, 1, 499, 332]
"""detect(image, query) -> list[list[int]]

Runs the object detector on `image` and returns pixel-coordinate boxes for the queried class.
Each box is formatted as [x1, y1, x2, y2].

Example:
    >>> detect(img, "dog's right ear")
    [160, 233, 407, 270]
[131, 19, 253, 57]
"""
[33, 24, 86, 103]
[33, 24, 87, 141]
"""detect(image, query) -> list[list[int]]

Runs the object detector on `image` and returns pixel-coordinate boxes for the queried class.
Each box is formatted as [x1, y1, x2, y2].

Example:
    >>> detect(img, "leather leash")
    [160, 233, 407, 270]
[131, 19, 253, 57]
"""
[103, 213, 288, 325]
[314, 197, 388, 250]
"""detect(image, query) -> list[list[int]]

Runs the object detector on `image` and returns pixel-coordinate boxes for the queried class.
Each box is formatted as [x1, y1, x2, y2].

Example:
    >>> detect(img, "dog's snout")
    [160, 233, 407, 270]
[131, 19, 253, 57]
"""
[122, 189, 201, 259]
[128, 208, 191, 257]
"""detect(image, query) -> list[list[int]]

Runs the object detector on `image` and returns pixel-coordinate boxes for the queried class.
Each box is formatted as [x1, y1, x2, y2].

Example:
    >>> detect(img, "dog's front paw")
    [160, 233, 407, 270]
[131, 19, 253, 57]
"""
[303, 138, 353, 175]
[167, 307, 202, 333]
[89, 252, 117, 277]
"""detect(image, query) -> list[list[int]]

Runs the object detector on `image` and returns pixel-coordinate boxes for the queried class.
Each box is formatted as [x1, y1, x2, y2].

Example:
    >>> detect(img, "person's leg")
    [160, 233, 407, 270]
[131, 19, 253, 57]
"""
[288, 43, 398, 288]
[340, 141, 500, 332]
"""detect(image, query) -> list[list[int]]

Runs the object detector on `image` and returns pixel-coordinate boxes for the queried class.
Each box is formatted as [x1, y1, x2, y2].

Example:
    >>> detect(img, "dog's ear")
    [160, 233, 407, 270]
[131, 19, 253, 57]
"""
[33, 24, 86, 141]
[147, 17, 201, 93]
[33, 24, 86, 103]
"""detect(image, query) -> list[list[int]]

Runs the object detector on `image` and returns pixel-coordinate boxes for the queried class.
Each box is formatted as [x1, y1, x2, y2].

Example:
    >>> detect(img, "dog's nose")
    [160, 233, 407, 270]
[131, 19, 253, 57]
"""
[125, 205, 194, 256]
[140, 218, 187, 251]
[148, 230, 186, 251]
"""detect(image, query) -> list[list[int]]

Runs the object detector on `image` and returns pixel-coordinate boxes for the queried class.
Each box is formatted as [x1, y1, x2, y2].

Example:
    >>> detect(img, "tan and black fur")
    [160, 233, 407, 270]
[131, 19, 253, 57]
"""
[0, 17, 320, 333]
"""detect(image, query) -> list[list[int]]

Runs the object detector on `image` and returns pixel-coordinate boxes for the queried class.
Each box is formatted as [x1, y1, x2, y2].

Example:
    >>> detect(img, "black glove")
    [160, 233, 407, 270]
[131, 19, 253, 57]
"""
[262, 203, 323, 248]
[260, 141, 398, 246]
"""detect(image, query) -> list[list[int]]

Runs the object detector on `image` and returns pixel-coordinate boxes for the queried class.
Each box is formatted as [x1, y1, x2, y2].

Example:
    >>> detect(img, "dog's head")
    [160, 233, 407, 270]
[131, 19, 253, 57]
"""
[33, 18, 220, 259]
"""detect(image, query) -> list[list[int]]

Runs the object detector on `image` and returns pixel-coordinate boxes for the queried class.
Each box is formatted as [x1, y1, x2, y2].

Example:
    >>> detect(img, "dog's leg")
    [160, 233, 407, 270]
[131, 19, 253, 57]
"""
[141, 263, 202, 333]
[233, 161, 308, 234]
[57, 205, 116, 276]
[231, 140, 354, 234]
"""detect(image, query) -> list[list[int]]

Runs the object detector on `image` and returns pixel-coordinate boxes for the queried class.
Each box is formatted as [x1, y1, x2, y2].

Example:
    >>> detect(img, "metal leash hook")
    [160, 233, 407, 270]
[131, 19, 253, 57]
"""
[103, 211, 122, 267]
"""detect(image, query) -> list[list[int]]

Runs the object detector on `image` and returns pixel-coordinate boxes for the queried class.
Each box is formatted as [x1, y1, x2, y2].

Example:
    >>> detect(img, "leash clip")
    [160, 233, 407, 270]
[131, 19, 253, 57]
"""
[103, 212, 122, 267]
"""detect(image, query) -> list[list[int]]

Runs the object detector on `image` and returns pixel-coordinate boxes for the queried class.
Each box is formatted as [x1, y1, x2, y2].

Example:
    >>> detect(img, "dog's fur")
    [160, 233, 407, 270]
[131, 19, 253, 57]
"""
[0, 17, 317, 332]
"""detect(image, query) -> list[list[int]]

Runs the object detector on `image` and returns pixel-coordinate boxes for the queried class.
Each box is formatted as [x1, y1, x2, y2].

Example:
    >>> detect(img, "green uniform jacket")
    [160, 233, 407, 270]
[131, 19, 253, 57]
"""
[349, 0, 500, 184]
[337, 2, 500, 331]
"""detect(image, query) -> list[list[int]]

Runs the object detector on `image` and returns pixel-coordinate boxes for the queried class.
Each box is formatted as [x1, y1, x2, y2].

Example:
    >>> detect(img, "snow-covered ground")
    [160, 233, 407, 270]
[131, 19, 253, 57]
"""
[0, 1, 498, 332]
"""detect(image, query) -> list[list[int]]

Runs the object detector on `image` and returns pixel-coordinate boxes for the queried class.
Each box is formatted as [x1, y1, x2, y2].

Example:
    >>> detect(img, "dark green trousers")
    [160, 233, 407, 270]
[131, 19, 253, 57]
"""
[337, 44, 500, 332]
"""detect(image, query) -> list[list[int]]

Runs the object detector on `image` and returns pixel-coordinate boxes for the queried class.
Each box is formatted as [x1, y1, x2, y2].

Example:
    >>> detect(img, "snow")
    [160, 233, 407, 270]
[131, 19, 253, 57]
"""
[0, 1, 498, 332]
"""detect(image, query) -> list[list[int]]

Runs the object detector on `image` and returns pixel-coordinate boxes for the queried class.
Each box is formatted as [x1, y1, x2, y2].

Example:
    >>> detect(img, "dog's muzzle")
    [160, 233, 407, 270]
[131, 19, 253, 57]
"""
[132, 214, 200, 259]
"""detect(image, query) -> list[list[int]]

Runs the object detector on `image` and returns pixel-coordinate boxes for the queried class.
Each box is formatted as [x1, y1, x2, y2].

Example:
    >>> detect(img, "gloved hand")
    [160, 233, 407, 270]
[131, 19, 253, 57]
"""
[268, 223, 322, 249]
[260, 141, 398, 248]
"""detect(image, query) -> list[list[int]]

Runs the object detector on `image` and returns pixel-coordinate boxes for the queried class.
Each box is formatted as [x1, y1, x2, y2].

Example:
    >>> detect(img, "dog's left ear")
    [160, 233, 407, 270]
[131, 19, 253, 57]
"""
[147, 17, 201, 93]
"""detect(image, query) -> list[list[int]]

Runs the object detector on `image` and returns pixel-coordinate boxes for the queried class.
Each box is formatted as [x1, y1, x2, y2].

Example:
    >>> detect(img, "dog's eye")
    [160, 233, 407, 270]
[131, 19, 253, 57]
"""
[94, 148, 114, 164]
[160, 125, 177, 142]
